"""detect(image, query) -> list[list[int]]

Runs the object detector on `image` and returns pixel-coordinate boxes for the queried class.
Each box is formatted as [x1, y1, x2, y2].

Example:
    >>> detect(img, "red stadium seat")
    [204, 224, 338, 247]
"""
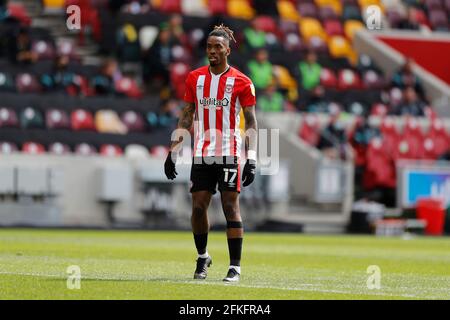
[362, 70, 385, 89]
[370, 103, 388, 117]
[324, 19, 344, 37]
[298, 114, 321, 146]
[74, 143, 97, 156]
[22, 142, 45, 154]
[364, 137, 396, 189]
[253, 16, 278, 34]
[421, 137, 440, 159]
[208, 0, 227, 15]
[170, 62, 190, 100]
[32, 40, 56, 60]
[380, 118, 400, 154]
[150, 145, 170, 158]
[171, 45, 192, 64]
[160, 0, 181, 13]
[320, 68, 338, 88]
[0, 142, 19, 154]
[114, 77, 142, 99]
[71, 109, 95, 131]
[48, 142, 71, 155]
[16, 73, 41, 93]
[402, 118, 424, 159]
[394, 139, 421, 160]
[426, 119, 450, 157]
[121, 110, 146, 133]
[389, 87, 403, 107]
[337, 69, 361, 90]
[7, 3, 31, 26]
[100, 144, 123, 157]
[283, 33, 307, 52]
[0, 107, 19, 128]
[46, 109, 70, 130]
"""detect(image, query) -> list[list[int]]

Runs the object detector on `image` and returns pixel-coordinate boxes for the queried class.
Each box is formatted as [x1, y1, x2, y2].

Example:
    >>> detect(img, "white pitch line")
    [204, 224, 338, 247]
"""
[0, 271, 439, 299]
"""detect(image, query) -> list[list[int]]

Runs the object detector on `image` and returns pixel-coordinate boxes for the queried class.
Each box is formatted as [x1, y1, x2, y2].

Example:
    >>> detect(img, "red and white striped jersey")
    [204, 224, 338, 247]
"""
[184, 65, 256, 158]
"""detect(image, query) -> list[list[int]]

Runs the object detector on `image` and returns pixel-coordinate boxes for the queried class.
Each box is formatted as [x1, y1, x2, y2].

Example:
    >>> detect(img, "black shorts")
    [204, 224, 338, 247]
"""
[190, 157, 241, 194]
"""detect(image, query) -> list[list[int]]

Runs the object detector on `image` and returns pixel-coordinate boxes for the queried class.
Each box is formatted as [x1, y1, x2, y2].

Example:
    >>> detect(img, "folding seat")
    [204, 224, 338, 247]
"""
[298, 2, 318, 18]
[0, 72, 16, 92]
[46, 109, 70, 130]
[412, 8, 429, 26]
[283, 33, 307, 52]
[358, 0, 381, 6]
[308, 36, 329, 54]
[32, 40, 56, 60]
[125, 144, 150, 160]
[7, 3, 31, 26]
[421, 137, 440, 160]
[139, 26, 159, 52]
[319, 67, 338, 88]
[170, 62, 190, 100]
[364, 137, 396, 189]
[57, 40, 78, 60]
[324, 19, 344, 37]
[394, 139, 421, 160]
[370, 103, 388, 117]
[181, 0, 208, 16]
[342, 5, 362, 21]
[337, 69, 361, 90]
[227, 0, 255, 20]
[20, 107, 44, 129]
[348, 101, 367, 116]
[100, 144, 123, 157]
[362, 70, 385, 89]
[380, 117, 400, 153]
[207, 0, 227, 15]
[424, 106, 437, 119]
[279, 20, 300, 35]
[71, 109, 96, 131]
[298, 114, 321, 146]
[299, 18, 327, 42]
[48, 142, 71, 155]
[187, 28, 205, 50]
[315, 0, 342, 15]
[159, 0, 181, 13]
[121, 110, 146, 133]
[22, 142, 45, 154]
[74, 143, 97, 156]
[114, 77, 142, 99]
[150, 145, 170, 158]
[253, 16, 278, 34]
[273, 65, 298, 91]
[277, 0, 300, 21]
[95, 110, 127, 134]
[402, 117, 424, 158]
[344, 20, 365, 41]
[319, 6, 339, 20]
[388, 87, 403, 107]
[0, 142, 18, 154]
[16, 73, 41, 93]
[425, 119, 450, 157]
[328, 36, 354, 60]
[0, 107, 19, 128]
[171, 45, 192, 64]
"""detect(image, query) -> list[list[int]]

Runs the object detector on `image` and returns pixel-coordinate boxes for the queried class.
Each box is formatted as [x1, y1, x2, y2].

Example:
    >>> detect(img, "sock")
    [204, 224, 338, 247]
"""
[227, 237, 243, 267]
[193, 232, 208, 255]
[229, 265, 241, 274]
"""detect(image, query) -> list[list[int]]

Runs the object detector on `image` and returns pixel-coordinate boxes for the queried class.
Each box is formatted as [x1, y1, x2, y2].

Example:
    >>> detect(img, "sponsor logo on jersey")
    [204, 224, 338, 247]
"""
[199, 97, 230, 108]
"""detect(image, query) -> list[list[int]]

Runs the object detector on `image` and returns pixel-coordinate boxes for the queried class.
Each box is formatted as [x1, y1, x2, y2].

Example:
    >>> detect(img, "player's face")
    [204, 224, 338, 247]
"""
[206, 36, 230, 67]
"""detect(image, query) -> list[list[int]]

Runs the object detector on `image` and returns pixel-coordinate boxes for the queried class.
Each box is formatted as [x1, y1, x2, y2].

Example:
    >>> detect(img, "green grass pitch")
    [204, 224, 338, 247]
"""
[0, 229, 449, 299]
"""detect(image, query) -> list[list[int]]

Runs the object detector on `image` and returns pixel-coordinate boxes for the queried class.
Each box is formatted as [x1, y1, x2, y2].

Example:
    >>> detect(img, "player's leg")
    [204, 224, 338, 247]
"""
[220, 190, 243, 282]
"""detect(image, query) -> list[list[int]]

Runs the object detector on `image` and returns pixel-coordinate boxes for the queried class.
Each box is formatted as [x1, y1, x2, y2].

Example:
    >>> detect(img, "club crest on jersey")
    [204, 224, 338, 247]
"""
[225, 84, 233, 93]
[199, 97, 229, 108]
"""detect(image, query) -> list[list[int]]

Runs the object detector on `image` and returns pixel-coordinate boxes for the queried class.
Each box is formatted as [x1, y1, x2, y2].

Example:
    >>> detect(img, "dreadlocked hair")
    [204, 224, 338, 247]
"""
[208, 24, 236, 44]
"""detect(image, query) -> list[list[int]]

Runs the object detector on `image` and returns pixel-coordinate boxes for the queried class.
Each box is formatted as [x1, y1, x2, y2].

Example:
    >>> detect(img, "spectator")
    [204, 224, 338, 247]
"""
[92, 58, 122, 95]
[168, 14, 187, 45]
[258, 82, 285, 112]
[243, 20, 266, 50]
[304, 86, 329, 113]
[158, 98, 179, 129]
[8, 27, 37, 64]
[391, 58, 424, 98]
[247, 48, 273, 92]
[298, 51, 322, 90]
[40, 55, 78, 94]
[317, 117, 350, 160]
[142, 23, 177, 91]
[391, 86, 426, 117]
[397, 7, 420, 30]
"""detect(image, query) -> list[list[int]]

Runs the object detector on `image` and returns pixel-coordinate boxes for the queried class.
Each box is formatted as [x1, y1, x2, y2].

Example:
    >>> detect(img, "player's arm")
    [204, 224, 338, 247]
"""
[164, 102, 195, 180]
[242, 106, 258, 187]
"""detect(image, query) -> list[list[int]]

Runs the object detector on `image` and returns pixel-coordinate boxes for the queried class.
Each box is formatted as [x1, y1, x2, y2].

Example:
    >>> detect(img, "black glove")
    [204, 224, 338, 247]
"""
[164, 151, 178, 180]
[242, 159, 256, 187]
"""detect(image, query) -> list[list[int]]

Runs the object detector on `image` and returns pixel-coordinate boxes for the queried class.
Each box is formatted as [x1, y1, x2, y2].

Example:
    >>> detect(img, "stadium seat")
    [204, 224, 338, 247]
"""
[32, 40, 56, 60]
[273, 65, 298, 91]
[328, 36, 354, 61]
[95, 110, 127, 134]
[298, 2, 319, 18]
[337, 69, 361, 90]
[298, 114, 321, 146]
[283, 33, 307, 52]
[139, 26, 159, 51]
[388, 87, 403, 107]
[364, 137, 396, 189]
[125, 144, 150, 159]
[0, 142, 18, 154]
[170, 62, 190, 100]
[207, 0, 227, 15]
[16, 73, 41, 93]
[402, 118, 424, 158]
[342, 5, 362, 21]
[370, 103, 389, 117]
[320, 68, 338, 88]
[100, 144, 123, 157]
[279, 20, 300, 35]
[253, 16, 278, 34]
[421, 137, 439, 159]
[48, 142, 71, 155]
[227, 0, 255, 20]
[71, 109, 96, 131]
[0, 108, 19, 128]
[315, 0, 342, 15]
[74, 143, 97, 156]
[386, 8, 404, 28]
[187, 28, 205, 50]
[429, 10, 449, 30]
[380, 117, 400, 153]
[277, 0, 300, 21]
[426, 119, 450, 157]
[20, 107, 44, 129]
[319, 6, 339, 20]
[114, 77, 142, 99]
[344, 20, 365, 41]
[22, 142, 46, 154]
[7, 3, 31, 26]
[57, 40, 78, 60]
[46, 109, 70, 130]
[171, 45, 192, 64]
[159, 0, 182, 13]
[299, 18, 327, 42]
[181, 0, 208, 16]
[362, 70, 385, 89]
[0, 72, 15, 92]
[121, 111, 146, 133]
[394, 138, 420, 160]
[150, 145, 170, 158]
[308, 36, 329, 54]
[324, 19, 344, 37]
